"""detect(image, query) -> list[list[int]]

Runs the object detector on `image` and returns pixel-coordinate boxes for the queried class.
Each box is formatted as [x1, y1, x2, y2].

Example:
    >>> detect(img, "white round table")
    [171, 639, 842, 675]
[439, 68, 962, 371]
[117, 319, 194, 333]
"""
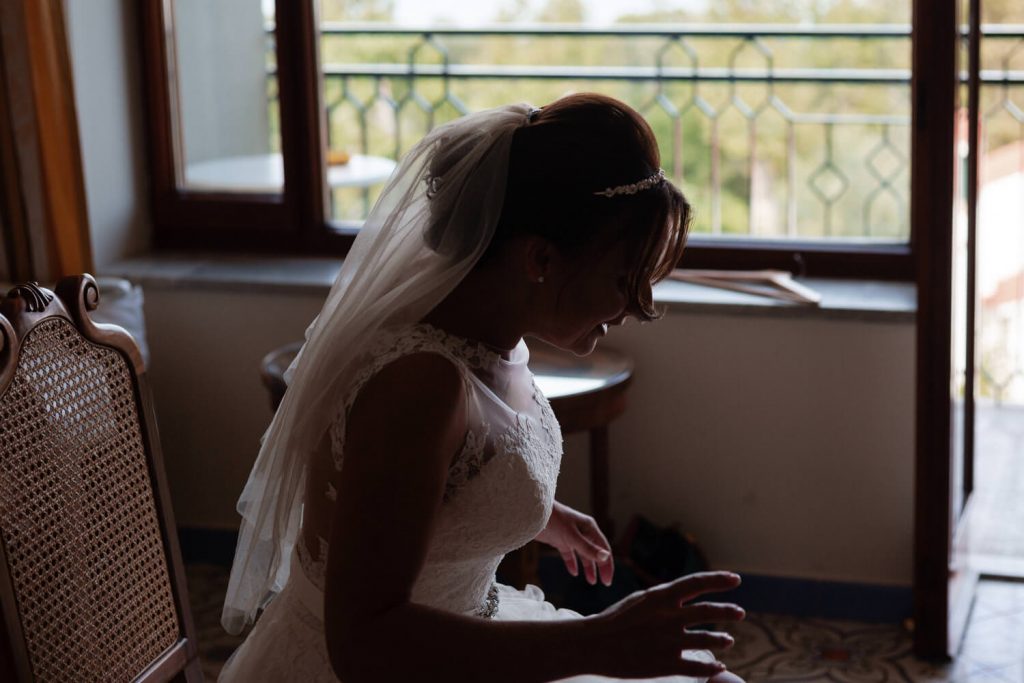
[184, 152, 396, 193]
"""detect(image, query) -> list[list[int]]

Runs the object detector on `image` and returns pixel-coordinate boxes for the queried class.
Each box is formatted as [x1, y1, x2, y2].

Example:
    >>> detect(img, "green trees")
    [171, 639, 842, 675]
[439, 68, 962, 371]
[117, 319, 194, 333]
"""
[309, 0, 1019, 237]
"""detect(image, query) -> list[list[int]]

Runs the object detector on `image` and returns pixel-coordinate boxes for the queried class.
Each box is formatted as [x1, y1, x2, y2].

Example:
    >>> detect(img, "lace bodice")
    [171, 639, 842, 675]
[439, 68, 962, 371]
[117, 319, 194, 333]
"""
[297, 323, 563, 616]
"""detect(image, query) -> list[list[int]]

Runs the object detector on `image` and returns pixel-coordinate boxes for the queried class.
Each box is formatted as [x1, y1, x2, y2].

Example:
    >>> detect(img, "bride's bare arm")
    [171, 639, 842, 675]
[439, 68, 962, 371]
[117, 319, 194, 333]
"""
[323, 352, 741, 683]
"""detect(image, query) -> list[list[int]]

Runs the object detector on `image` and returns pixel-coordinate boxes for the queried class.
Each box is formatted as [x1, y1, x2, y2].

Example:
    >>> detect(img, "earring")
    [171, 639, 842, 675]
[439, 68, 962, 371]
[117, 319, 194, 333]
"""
[537, 276, 545, 284]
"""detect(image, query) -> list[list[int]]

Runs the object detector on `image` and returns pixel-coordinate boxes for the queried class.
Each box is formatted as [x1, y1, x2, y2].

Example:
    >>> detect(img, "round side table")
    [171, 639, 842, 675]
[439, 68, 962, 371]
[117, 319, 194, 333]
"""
[259, 341, 301, 412]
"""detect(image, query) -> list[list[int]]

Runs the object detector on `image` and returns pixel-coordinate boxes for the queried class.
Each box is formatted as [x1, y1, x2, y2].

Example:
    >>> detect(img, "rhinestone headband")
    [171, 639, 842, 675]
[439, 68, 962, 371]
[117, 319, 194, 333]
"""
[593, 169, 666, 198]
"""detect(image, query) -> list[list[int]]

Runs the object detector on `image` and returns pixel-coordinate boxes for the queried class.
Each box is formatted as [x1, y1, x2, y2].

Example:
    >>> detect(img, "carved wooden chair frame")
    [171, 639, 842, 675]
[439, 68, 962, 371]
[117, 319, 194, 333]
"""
[0, 275, 201, 681]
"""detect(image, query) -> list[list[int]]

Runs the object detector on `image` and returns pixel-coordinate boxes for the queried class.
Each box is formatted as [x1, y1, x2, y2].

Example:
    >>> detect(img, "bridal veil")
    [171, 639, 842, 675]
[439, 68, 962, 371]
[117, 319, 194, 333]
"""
[222, 103, 534, 634]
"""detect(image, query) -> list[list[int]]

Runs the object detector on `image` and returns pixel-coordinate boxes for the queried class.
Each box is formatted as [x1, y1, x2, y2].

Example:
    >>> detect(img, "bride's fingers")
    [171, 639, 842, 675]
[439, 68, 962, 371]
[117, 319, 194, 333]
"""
[577, 531, 611, 563]
[574, 531, 613, 586]
[677, 657, 728, 679]
[597, 553, 614, 587]
[680, 629, 735, 651]
[582, 557, 597, 585]
[561, 548, 578, 576]
[668, 571, 742, 605]
[579, 518, 612, 554]
[678, 602, 746, 626]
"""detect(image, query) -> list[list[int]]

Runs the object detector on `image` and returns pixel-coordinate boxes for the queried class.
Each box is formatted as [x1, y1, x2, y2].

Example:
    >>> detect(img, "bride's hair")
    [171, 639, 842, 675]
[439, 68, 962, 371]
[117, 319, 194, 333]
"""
[495, 92, 692, 321]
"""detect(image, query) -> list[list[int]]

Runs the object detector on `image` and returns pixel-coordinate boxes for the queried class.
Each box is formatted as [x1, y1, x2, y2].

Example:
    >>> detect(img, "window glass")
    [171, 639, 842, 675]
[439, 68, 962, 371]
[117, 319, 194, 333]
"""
[315, 0, 914, 243]
[173, 0, 283, 194]
[976, 1, 1024, 402]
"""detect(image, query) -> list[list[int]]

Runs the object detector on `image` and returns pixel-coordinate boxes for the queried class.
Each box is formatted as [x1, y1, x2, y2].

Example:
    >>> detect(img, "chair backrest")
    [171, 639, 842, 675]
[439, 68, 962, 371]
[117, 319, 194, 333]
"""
[0, 275, 201, 682]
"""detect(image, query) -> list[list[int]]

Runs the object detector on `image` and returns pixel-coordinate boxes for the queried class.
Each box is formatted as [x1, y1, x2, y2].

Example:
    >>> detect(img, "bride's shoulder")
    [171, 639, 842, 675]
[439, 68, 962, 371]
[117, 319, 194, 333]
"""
[356, 350, 465, 406]
[345, 350, 468, 446]
[351, 323, 469, 386]
[342, 324, 477, 421]
[364, 322, 463, 364]
[328, 329, 470, 468]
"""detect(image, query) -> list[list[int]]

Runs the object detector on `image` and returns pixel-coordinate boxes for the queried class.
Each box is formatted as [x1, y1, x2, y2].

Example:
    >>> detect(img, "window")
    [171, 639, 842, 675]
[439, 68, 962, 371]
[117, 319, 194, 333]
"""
[142, 1, 337, 252]
[140, 0, 1020, 281]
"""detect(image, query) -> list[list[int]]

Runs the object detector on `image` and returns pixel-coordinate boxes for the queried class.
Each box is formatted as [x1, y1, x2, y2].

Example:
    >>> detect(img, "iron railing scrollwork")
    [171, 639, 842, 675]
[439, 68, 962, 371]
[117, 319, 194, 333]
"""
[262, 23, 1022, 241]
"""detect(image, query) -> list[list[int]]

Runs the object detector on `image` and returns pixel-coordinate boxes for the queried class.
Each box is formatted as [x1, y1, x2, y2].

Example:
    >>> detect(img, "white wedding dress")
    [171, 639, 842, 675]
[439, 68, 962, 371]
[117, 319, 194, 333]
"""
[219, 323, 710, 682]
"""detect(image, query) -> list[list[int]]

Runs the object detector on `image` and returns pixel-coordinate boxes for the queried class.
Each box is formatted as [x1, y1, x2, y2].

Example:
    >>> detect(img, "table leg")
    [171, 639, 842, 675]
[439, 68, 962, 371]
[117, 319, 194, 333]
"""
[590, 426, 613, 541]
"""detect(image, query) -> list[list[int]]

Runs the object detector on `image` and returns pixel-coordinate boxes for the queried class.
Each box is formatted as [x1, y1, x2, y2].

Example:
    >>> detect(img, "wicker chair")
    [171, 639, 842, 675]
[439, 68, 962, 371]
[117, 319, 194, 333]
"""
[0, 275, 202, 682]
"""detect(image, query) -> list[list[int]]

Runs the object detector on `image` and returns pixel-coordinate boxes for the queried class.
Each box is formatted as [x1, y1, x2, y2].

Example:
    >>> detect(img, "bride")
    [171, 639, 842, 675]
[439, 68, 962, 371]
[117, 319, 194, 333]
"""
[219, 93, 746, 682]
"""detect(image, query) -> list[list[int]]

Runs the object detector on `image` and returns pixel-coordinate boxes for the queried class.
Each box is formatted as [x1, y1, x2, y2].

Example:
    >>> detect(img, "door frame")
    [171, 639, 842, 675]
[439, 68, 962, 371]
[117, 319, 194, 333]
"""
[911, 0, 956, 659]
[912, 0, 982, 660]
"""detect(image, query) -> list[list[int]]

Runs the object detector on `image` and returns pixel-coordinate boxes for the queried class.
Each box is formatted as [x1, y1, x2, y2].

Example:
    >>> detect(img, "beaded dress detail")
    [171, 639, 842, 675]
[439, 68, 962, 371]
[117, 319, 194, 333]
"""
[219, 324, 710, 683]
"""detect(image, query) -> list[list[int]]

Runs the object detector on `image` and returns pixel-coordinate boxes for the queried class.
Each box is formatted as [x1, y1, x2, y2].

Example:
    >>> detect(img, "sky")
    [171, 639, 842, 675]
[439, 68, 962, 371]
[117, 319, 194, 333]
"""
[263, 0, 709, 26]
[385, 0, 706, 26]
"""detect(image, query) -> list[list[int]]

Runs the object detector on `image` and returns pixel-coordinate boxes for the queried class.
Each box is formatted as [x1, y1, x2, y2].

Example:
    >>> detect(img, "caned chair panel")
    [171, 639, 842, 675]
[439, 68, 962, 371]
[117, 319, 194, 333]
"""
[0, 276, 201, 682]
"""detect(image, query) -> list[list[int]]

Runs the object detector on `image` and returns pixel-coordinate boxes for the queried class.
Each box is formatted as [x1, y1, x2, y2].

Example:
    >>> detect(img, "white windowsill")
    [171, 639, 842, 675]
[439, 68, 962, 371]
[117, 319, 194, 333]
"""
[102, 253, 916, 324]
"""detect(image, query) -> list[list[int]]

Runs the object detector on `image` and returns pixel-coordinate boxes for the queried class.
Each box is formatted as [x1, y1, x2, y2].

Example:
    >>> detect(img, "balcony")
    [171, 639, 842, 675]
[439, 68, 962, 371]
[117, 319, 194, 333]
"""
[255, 23, 1023, 247]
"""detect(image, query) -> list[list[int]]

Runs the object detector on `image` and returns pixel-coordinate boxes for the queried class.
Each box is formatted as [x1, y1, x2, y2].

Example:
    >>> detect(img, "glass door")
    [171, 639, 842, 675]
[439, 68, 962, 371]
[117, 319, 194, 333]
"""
[947, 0, 982, 653]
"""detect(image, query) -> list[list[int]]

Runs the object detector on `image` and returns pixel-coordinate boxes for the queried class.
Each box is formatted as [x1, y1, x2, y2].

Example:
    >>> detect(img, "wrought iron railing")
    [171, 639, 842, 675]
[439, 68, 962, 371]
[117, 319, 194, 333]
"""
[266, 24, 1024, 239]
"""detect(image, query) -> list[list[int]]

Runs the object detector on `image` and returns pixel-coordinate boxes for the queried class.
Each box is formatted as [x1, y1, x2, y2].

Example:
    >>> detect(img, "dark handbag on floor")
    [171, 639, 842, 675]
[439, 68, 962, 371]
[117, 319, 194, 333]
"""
[540, 514, 709, 615]
[615, 514, 709, 587]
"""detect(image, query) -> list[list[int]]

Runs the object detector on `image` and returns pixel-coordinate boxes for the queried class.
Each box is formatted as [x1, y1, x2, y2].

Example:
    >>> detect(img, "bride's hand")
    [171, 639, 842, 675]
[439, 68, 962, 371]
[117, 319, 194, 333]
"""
[589, 571, 745, 680]
[534, 501, 613, 586]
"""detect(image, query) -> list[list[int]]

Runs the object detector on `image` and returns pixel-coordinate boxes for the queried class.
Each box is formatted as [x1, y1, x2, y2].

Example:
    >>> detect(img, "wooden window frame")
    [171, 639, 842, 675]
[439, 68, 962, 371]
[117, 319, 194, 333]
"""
[140, 0, 354, 254]
[139, 0, 914, 281]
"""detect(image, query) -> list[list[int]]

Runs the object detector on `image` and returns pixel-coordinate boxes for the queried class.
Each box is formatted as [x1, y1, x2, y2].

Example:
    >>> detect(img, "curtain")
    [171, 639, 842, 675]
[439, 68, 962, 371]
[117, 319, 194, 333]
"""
[0, 0, 93, 284]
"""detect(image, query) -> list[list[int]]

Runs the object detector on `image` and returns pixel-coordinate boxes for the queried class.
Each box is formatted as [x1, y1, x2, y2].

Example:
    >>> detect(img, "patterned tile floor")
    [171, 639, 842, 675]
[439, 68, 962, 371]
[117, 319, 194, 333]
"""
[717, 580, 1024, 682]
[185, 565, 1024, 682]
[186, 564, 248, 681]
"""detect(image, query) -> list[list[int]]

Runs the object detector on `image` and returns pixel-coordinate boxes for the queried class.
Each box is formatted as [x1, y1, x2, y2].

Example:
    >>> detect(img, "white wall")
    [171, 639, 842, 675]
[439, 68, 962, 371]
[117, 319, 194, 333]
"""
[562, 313, 915, 586]
[141, 286, 325, 528]
[137, 284, 915, 588]
[65, 0, 151, 269]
